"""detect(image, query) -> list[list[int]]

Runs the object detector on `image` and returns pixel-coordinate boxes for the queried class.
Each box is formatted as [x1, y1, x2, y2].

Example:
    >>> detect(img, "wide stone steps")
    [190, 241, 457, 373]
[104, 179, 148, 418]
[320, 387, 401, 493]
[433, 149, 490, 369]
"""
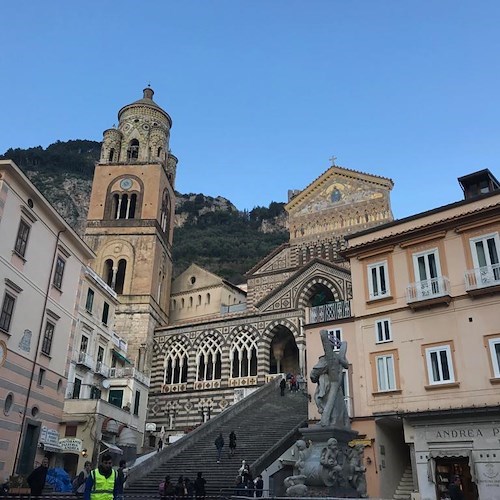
[127, 390, 307, 495]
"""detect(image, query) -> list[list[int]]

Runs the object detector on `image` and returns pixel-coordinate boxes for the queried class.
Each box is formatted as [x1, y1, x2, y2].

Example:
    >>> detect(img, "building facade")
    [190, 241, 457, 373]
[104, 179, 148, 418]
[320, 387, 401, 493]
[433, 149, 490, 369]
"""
[148, 164, 394, 439]
[341, 169, 500, 500]
[0, 160, 94, 477]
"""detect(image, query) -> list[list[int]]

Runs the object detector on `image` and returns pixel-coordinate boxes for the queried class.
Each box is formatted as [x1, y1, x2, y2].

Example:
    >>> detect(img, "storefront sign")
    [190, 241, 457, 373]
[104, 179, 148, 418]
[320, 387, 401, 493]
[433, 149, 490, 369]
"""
[427, 426, 500, 441]
[39, 426, 60, 446]
[59, 438, 83, 453]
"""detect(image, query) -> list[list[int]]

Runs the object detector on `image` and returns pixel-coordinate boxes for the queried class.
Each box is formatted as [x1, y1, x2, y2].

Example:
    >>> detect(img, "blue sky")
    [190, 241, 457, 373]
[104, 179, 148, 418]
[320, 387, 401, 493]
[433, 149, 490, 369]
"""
[1, 1, 500, 218]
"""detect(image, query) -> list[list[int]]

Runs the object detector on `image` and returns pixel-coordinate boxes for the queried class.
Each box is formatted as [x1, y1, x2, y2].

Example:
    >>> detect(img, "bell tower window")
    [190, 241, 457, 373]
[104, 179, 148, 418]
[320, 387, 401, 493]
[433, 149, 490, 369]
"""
[108, 148, 115, 162]
[127, 139, 139, 160]
[115, 259, 127, 294]
[160, 190, 171, 234]
[114, 193, 137, 219]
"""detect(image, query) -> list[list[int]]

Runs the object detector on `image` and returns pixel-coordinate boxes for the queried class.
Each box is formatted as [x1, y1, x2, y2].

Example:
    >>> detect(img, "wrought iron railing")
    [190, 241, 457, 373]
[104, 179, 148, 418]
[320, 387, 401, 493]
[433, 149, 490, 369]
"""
[308, 300, 352, 324]
[109, 366, 150, 386]
[465, 263, 500, 290]
[406, 276, 450, 303]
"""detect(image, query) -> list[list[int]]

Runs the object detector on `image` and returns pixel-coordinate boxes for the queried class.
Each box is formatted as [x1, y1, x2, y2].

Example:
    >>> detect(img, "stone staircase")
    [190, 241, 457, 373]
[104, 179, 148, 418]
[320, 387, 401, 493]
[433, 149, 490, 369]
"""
[127, 380, 308, 496]
[393, 464, 415, 500]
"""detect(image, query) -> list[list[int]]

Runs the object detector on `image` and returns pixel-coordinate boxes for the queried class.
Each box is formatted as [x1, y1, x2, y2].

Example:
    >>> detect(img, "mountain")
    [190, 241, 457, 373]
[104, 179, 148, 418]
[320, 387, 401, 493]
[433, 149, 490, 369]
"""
[1, 140, 288, 283]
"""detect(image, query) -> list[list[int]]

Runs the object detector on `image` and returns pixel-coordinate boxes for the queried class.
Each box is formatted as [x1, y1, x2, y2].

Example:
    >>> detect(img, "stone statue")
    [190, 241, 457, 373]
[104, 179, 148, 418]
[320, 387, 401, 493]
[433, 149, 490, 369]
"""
[346, 444, 367, 497]
[284, 475, 308, 497]
[294, 440, 310, 475]
[310, 330, 350, 428]
[319, 438, 343, 486]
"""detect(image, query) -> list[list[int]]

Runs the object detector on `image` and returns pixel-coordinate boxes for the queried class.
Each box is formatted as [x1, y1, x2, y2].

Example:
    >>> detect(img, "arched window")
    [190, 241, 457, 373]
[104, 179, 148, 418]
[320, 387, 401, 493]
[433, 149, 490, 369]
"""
[206, 293, 211, 305]
[196, 335, 222, 381]
[164, 341, 189, 384]
[160, 190, 171, 234]
[231, 331, 258, 378]
[115, 259, 126, 294]
[108, 148, 115, 162]
[197, 295, 201, 306]
[172, 299, 177, 310]
[157, 147, 163, 158]
[103, 259, 114, 287]
[189, 296, 193, 307]
[181, 298, 185, 308]
[119, 194, 128, 219]
[114, 193, 137, 219]
[127, 139, 139, 160]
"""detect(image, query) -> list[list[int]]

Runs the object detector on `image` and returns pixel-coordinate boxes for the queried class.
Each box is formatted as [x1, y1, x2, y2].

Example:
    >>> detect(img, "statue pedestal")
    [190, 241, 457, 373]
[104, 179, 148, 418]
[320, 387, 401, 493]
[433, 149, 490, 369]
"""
[294, 426, 365, 498]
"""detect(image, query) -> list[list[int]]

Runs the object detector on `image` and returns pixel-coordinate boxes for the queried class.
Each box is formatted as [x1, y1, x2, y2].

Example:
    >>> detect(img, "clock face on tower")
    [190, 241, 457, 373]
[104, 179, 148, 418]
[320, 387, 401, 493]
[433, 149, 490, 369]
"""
[120, 178, 133, 190]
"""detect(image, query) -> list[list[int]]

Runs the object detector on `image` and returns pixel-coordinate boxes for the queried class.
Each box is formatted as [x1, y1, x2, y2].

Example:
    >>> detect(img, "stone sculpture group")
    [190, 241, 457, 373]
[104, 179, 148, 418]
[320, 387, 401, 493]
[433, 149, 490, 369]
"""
[284, 330, 367, 498]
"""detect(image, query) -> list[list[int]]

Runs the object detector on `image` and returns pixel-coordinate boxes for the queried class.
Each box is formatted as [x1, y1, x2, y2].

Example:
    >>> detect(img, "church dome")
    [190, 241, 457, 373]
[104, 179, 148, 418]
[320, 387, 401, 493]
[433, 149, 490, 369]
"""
[118, 87, 172, 128]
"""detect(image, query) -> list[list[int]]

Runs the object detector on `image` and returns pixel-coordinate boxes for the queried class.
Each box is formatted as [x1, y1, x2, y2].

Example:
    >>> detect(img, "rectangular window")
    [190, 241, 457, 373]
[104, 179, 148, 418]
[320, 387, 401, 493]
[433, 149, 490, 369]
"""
[97, 346, 104, 364]
[65, 425, 77, 437]
[41, 321, 55, 355]
[37, 368, 46, 387]
[52, 256, 66, 289]
[14, 219, 31, 257]
[412, 249, 442, 297]
[102, 302, 110, 325]
[80, 335, 89, 353]
[367, 261, 389, 300]
[488, 338, 500, 378]
[109, 389, 124, 408]
[72, 378, 82, 399]
[327, 328, 342, 351]
[470, 233, 500, 285]
[0, 293, 16, 332]
[375, 319, 392, 343]
[133, 390, 140, 416]
[90, 386, 101, 400]
[85, 289, 94, 313]
[376, 355, 396, 391]
[425, 345, 455, 384]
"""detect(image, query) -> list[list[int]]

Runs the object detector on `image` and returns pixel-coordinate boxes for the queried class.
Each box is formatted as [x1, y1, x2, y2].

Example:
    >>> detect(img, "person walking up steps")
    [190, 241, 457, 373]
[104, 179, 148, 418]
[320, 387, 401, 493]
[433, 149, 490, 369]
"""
[194, 472, 206, 499]
[215, 432, 224, 463]
[229, 431, 237, 457]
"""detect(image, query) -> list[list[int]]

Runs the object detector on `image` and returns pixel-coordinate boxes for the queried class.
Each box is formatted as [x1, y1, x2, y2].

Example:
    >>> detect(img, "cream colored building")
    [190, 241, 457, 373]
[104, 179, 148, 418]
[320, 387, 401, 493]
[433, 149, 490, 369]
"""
[340, 169, 500, 500]
[0, 160, 94, 477]
[61, 266, 149, 476]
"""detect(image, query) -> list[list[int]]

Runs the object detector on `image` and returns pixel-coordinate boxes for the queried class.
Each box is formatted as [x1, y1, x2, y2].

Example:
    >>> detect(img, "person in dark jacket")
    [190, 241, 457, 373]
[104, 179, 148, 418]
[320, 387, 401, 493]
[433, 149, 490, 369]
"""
[215, 433, 224, 463]
[448, 476, 465, 500]
[229, 431, 237, 457]
[254, 475, 264, 497]
[27, 457, 49, 497]
[280, 378, 286, 396]
[193, 472, 206, 499]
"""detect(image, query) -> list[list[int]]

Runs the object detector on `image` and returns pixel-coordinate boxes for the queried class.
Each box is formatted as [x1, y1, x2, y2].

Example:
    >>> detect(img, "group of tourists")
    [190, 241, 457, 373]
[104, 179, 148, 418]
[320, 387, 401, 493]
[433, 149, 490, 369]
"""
[214, 430, 237, 463]
[234, 461, 263, 497]
[159, 472, 206, 499]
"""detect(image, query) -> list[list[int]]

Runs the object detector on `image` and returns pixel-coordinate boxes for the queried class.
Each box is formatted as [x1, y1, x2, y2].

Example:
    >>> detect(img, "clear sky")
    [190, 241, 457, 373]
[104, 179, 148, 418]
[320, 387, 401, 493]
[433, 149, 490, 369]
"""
[2, 1, 500, 218]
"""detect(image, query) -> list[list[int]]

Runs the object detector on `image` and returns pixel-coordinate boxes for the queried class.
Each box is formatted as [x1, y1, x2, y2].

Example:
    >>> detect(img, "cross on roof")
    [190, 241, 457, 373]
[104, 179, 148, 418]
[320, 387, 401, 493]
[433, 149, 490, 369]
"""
[329, 156, 337, 166]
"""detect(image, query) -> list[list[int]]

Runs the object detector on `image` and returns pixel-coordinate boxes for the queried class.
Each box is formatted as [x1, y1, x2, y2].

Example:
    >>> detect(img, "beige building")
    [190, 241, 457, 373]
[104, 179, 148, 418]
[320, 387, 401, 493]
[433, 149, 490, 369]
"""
[149, 164, 393, 439]
[61, 266, 149, 476]
[0, 160, 94, 477]
[339, 169, 500, 500]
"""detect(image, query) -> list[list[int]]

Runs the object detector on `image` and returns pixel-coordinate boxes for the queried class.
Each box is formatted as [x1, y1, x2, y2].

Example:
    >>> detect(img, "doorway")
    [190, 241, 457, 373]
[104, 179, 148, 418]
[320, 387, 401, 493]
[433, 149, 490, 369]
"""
[435, 457, 478, 500]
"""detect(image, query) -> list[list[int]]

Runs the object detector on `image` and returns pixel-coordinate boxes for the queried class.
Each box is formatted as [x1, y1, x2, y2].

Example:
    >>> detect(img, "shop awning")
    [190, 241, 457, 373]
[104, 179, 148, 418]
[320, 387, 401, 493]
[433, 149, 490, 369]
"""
[428, 449, 475, 482]
[41, 443, 63, 453]
[100, 440, 123, 455]
[112, 349, 132, 365]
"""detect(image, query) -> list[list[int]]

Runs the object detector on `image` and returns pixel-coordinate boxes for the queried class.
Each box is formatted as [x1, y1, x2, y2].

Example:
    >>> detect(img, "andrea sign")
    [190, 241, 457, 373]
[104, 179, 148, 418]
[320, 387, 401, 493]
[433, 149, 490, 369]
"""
[427, 427, 500, 440]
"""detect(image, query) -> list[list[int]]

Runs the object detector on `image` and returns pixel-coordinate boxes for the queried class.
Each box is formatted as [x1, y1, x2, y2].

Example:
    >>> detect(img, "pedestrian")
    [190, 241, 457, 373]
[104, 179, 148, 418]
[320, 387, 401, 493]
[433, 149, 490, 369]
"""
[157, 437, 163, 452]
[234, 475, 245, 496]
[184, 478, 194, 499]
[229, 431, 237, 457]
[117, 460, 127, 500]
[160, 475, 175, 500]
[280, 377, 286, 396]
[194, 472, 206, 499]
[84, 453, 122, 500]
[448, 475, 465, 500]
[73, 461, 92, 495]
[27, 456, 49, 497]
[215, 432, 224, 463]
[175, 476, 186, 497]
[254, 475, 264, 497]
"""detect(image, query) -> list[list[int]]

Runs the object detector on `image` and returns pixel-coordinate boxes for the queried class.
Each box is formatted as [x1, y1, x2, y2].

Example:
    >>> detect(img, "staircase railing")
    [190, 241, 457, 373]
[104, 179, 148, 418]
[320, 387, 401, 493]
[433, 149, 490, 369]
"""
[126, 377, 282, 487]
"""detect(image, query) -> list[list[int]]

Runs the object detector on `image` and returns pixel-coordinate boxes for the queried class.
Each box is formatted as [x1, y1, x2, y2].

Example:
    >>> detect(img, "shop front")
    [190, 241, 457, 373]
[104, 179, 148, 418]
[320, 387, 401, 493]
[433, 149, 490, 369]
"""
[404, 410, 500, 500]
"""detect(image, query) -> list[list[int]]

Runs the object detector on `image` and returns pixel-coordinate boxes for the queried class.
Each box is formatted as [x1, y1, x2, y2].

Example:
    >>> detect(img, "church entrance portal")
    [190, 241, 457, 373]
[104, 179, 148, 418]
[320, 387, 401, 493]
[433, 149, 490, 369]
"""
[269, 327, 299, 376]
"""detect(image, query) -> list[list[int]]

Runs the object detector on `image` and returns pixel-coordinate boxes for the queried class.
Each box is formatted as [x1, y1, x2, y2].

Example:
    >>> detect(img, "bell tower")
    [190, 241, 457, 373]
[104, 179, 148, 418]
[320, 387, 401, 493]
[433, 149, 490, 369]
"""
[85, 87, 177, 372]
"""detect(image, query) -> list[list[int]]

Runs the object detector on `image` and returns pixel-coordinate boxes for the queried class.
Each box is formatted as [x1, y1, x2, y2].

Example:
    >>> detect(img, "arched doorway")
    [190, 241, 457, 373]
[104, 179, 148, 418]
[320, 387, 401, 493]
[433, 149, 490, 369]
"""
[269, 326, 299, 375]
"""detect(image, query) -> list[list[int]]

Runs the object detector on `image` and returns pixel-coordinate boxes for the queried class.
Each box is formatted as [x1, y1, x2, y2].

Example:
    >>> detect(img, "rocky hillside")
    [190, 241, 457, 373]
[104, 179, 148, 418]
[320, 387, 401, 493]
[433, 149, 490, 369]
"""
[2, 140, 288, 283]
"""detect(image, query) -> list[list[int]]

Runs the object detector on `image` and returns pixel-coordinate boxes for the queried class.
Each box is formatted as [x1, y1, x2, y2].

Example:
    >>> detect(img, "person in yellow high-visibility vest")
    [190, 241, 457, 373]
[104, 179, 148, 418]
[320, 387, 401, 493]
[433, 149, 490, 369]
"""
[83, 453, 123, 500]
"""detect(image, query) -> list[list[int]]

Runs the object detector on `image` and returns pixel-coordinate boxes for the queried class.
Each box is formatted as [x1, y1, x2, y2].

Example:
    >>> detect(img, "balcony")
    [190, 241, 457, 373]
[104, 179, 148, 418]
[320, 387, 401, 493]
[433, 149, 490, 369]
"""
[75, 351, 94, 370]
[307, 300, 352, 324]
[406, 276, 451, 310]
[465, 264, 500, 296]
[109, 367, 150, 387]
[111, 331, 128, 353]
[95, 361, 110, 378]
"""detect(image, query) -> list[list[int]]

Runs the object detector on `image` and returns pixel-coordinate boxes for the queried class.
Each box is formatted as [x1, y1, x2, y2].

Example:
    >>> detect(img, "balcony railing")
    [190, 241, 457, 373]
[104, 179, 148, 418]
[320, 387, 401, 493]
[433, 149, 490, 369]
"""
[406, 276, 451, 303]
[109, 367, 150, 387]
[111, 331, 128, 353]
[308, 300, 352, 324]
[95, 361, 110, 378]
[84, 266, 117, 299]
[76, 351, 94, 369]
[465, 264, 500, 291]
